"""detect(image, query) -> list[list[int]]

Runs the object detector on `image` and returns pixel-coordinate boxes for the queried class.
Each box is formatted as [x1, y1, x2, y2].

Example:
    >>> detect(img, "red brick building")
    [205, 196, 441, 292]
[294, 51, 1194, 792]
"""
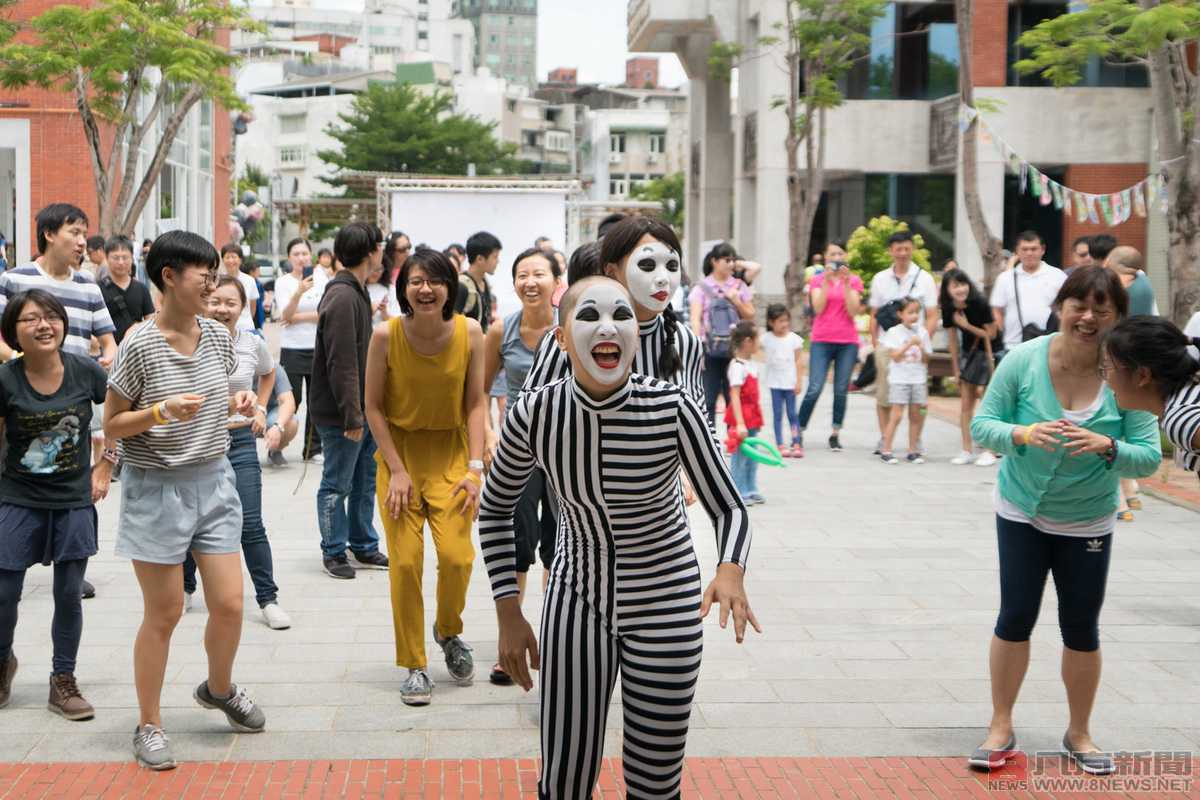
[0, 0, 233, 265]
[625, 57, 658, 89]
[546, 67, 577, 86]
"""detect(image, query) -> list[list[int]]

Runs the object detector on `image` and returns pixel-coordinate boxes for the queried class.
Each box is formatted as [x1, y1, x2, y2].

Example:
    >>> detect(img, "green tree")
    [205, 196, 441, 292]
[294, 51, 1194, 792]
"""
[318, 82, 529, 186]
[631, 172, 685, 231]
[1016, 0, 1200, 326]
[711, 0, 890, 316]
[0, 0, 262, 237]
[847, 215, 931, 294]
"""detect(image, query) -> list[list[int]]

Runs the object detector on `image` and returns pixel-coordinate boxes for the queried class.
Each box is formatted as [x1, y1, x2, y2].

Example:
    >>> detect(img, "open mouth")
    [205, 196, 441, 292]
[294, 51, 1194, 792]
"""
[591, 342, 622, 369]
[33, 332, 56, 344]
[651, 290, 669, 302]
[1075, 324, 1097, 337]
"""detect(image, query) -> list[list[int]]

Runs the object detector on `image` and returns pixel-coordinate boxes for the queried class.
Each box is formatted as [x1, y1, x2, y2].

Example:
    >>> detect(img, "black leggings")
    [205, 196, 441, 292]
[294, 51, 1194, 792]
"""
[0, 559, 88, 674]
[994, 516, 1111, 652]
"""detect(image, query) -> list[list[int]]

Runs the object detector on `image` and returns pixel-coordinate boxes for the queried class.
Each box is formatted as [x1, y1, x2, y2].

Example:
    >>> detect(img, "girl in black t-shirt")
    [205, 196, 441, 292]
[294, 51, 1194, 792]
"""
[0, 289, 113, 721]
[939, 269, 1002, 466]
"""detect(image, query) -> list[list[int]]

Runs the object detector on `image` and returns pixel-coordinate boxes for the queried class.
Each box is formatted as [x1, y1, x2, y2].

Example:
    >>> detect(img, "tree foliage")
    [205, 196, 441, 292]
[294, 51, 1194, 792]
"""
[631, 172, 685, 231]
[0, 0, 262, 236]
[318, 82, 530, 188]
[847, 215, 931, 290]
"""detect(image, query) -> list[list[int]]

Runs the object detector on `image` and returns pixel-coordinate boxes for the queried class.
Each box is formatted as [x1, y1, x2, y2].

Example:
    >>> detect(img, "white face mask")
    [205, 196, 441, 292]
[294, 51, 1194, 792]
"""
[624, 240, 681, 313]
[569, 282, 639, 386]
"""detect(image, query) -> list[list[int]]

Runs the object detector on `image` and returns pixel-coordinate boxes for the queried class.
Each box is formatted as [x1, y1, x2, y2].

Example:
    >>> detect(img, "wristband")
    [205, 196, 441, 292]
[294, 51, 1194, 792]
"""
[1023, 423, 1037, 446]
[468, 459, 485, 472]
[151, 402, 168, 425]
[101, 447, 119, 464]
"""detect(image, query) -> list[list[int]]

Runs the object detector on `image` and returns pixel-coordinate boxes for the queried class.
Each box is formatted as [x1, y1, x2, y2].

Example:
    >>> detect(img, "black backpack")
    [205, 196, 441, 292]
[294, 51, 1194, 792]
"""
[874, 269, 921, 331]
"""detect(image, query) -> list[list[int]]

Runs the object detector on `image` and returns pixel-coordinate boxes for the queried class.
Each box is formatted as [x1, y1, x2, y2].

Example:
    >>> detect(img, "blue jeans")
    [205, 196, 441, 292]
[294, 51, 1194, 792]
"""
[797, 341, 859, 431]
[183, 427, 278, 606]
[316, 425, 381, 559]
[770, 388, 799, 447]
[702, 353, 732, 427]
[729, 427, 760, 497]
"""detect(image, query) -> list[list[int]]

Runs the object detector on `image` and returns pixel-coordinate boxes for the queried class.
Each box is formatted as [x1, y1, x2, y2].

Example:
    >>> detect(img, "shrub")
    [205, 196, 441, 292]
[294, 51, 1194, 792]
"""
[846, 215, 932, 296]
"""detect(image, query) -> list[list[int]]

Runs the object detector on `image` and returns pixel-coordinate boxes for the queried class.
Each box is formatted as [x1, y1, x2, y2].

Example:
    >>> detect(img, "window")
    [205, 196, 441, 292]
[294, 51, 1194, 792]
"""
[489, 34, 498, 44]
[279, 113, 306, 134]
[609, 133, 626, 153]
[609, 175, 629, 197]
[278, 145, 305, 166]
[843, 2, 959, 100]
[546, 131, 570, 152]
[506, 99, 516, 111]
[649, 133, 665, 154]
[508, 15, 514, 25]
[418, 30, 428, 40]
[1006, 2, 1147, 87]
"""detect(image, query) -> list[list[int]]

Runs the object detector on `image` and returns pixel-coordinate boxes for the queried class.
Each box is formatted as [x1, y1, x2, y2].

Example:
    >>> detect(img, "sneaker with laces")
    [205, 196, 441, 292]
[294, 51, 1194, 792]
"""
[906, 453, 925, 465]
[133, 724, 176, 770]
[323, 555, 356, 580]
[261, 603, 292, 630]
[267, 450, 288, 468]
[401, 668, 434, 706]
[975, 451, 998, 467]
[433, 625, 475, 685]
[48, 672, 94, 720]
[81, 579, 95, 599]
[0, 652, 16, 708]
[352, 550, 389, 570]
[194, 681, 266, 733]
[951, 451, 973, 465]
[880, 453, 899, 465]
[828, 435, 843, 452]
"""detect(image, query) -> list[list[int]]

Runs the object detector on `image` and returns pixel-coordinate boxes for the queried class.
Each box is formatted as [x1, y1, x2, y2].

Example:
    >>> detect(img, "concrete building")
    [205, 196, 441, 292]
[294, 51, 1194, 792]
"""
[546, 67, 578, 86]
[453, 69, 574, 174]
[452, 0, 538, 90]
[629, 0, 1162, 299]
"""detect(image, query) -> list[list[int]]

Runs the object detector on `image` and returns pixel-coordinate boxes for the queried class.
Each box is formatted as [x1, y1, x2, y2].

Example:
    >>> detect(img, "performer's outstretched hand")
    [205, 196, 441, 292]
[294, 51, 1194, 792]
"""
[496, 599, 541, 691]
[701, 563, 762, 644]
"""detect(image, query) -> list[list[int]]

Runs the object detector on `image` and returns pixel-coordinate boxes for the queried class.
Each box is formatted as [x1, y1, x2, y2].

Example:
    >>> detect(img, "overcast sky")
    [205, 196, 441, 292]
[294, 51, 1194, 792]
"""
[250, 0, 688, 87]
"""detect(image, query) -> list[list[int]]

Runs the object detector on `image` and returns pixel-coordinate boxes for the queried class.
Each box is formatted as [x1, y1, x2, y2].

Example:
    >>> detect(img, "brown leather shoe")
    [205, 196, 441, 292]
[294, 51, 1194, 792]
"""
[48, 672, 94, 721]
[0, 653, 15, 708]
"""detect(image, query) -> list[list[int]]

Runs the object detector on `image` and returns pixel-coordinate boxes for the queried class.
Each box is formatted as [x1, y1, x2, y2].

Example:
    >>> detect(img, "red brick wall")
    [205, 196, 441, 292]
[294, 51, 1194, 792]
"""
[625, 57, 659, 89]
[1060, 164, 1148, 265]
[972, 0, 1008, 87]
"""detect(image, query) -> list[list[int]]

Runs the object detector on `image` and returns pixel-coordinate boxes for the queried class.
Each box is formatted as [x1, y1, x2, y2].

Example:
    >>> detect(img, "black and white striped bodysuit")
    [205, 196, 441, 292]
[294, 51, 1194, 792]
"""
[479, 374, 751, 800]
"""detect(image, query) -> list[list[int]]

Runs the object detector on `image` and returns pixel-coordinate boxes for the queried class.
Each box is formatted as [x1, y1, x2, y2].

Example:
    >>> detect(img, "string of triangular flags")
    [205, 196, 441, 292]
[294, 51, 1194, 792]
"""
[959, 105, 1168, 227]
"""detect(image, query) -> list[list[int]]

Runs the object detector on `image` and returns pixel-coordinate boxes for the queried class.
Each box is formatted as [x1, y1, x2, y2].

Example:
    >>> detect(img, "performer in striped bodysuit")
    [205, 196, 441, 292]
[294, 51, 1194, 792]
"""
[479, 277, 759, 800]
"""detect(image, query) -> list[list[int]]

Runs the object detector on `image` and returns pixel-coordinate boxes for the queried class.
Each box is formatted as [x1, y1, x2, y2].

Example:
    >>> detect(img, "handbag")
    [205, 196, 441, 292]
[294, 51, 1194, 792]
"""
[959, 338, 993, 385]
[874, 269, 922, 332]
[1012, 266, 1059, 342]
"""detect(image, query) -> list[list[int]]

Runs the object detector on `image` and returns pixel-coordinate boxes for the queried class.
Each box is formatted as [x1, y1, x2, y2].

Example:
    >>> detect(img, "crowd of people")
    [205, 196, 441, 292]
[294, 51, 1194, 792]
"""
[0, 198, 1197, 791]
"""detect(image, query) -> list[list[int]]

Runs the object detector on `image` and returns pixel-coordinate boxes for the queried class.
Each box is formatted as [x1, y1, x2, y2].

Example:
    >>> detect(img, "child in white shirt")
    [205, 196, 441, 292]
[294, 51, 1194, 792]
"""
[761, 304, 804, 456]
[880, 297, 932, 464]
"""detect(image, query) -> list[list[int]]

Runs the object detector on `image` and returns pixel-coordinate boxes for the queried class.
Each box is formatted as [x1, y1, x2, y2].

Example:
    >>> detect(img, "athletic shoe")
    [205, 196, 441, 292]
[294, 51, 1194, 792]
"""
[0, 652, 16, 708]
[352, 550, 389, 570]
[1061, 733, 1115, 776]
[1126, 495, 1143, 510]
[741, 494, 764, 506]
[183, 592, 194, 612]
[747, 493, 766, 505]
[194, 681, 265, 733]
[828, 435, 842, 453]
[1117, 510, 1134, 522]
[975, 452, 998, 467]
[261, 603, 292, 631]
[873, 438, 884, 456]
[323, 555, 356, 580]
[48, 672, 94, 721]
[906, 453, 925, 465]
[401, 668, 434, 706]
[81, 579, 95, 599]
[880, 453, 899, 465]
[967, 733, 1016, 771]
[951, 451, 973, 465]
[433, 625, 475, 686]
[307, 453, 324, 465]
[133, 724, 176, 771]
[267, 450, 287, 468]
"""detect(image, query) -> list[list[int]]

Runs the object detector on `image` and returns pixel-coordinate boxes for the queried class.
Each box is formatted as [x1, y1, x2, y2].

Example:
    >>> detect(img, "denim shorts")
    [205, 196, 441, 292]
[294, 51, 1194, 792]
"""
[115, 458, 242, 564]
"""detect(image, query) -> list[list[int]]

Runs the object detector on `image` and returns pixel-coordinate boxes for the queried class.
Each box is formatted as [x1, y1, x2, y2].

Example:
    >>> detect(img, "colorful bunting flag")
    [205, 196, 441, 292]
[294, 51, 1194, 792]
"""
[1087, 195, 1100, 225]
[1120, 189, 1132, 224]
[1133, 183, 1147, 218]
[1111, 192, 1124, 224]
[1051, 182, 1065, 210]
[1074, 192, 1089, 223]
[1099, 195, 1114, 226]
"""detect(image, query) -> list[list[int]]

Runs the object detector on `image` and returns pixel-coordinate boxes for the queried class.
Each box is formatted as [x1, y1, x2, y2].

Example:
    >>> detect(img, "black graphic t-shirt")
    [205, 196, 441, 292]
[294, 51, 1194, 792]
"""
[0, 352, 108, 508]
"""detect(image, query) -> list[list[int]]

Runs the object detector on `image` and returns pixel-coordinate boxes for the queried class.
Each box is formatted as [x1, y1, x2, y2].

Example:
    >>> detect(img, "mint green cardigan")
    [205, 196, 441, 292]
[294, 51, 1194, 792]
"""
[970, 335, 1161, 522]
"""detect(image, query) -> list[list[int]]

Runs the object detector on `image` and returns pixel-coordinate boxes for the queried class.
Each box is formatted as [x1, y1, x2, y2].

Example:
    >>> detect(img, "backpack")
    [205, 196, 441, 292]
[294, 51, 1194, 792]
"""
[874, 269, 922, 332]
[457, 273, 480, 317]
[700, 280, 741, 358]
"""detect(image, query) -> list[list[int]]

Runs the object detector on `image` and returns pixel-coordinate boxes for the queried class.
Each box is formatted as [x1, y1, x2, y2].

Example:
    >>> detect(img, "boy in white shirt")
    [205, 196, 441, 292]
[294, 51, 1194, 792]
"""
[880, 298, 932, 465]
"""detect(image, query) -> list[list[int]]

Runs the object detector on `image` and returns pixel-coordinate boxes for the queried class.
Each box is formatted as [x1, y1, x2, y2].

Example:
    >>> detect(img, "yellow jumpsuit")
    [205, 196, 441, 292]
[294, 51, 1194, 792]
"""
[376, 315, 474, 668]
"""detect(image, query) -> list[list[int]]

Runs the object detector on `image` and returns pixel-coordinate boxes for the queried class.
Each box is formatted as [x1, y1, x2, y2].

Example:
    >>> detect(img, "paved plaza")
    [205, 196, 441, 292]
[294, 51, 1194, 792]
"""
[2, 386, 1199, 771]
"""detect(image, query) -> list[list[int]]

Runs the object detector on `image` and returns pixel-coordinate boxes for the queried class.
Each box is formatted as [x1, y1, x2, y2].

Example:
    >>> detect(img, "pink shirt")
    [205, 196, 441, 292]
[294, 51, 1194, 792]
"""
[808, 272, 863, 344]
[688, 276, 752, 337]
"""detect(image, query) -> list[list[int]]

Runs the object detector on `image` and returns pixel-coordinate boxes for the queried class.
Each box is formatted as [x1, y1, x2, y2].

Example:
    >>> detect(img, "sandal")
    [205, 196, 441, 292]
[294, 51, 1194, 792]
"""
[1117, 510, 1134, 522]
[489, 663, 513, 686]
[1127, 495, 1143, 511]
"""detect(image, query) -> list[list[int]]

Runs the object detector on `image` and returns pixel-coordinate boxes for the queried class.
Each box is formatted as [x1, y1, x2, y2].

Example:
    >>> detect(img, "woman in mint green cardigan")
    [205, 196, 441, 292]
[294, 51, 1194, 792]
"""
[967, 267, 1160, 776]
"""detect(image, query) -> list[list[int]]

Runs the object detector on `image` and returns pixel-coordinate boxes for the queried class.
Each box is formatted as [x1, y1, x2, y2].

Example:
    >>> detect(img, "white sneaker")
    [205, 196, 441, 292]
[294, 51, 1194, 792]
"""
[261, 603, 292, 630]
[975, 452, 998, 467]
[950, 451, 973, 465]
[183, 592, 194, 612]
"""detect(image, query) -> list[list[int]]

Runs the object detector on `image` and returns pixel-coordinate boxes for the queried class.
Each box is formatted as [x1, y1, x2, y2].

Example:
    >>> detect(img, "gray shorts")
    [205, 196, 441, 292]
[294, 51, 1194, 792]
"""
[888, 381, 928, 406]
[115, 458, 242, 564]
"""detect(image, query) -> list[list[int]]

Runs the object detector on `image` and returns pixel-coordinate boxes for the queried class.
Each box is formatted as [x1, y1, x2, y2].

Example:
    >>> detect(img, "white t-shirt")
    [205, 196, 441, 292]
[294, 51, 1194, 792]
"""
[235, 272, 260, 331]
[868, 265, 937, 325]
[727, 358, 758, 388]
[881, 323, 932, 384]
[273, 272, 323, 350]
[989, 263, 1067, 348]
[761, 331, 803, 389]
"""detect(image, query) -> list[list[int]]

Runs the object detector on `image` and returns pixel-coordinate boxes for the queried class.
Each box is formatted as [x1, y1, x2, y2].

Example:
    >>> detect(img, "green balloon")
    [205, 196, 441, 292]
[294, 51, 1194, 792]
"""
[740, 436, 785, 467]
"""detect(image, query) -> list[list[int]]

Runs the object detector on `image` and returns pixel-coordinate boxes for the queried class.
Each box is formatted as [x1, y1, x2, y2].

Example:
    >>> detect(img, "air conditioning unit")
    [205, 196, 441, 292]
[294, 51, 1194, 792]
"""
[609, 152, 623, 164]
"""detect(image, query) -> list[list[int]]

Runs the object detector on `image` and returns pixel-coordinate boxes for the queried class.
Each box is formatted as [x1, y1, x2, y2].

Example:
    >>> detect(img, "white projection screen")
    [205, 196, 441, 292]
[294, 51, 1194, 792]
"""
[389, 187, 571, 318]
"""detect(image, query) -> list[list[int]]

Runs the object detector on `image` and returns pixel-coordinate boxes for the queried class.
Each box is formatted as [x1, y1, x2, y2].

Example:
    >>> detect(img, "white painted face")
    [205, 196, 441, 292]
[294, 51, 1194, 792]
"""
[624, 240, 681, 313]
[569, 282, 639, 386]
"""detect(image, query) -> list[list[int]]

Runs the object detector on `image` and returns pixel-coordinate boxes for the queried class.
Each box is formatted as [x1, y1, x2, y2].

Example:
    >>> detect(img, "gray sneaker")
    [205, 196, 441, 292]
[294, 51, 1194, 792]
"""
[133, 724, 177, 770]
[433, 625, 475, 685]
[400, 668, 434, 706]
[193, 681, 265, 733]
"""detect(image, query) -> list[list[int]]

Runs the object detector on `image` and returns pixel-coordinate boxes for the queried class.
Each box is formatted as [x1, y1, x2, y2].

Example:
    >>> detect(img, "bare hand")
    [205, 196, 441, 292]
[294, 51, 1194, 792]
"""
[344, 427, 364, 442]
[299, 276, 315, 294]
[1013, 420, 1063, 452]
[385, 470, 413, 519]
[952, 310, 969, 330]
[736, 424, 748, 439]
[1059, 423, 1113, 456]
[451, 473, 482, 519]
[98, 354, 114, 370]
[700, 563, 762, 643]
[91, 461, 113, 502]
[484, 427, 499, 469]
[680, 470, 697, 507]
[265, 425, 282, 451]
[233, 391, 256, 418]
[165, 393, 205, 422]
[251, 410, 267, 435]
[497, 603, 540, 691]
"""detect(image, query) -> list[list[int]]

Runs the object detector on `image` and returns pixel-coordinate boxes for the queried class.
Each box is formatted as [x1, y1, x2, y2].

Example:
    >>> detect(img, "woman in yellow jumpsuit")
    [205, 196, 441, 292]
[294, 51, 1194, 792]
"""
[364, 247, 487, 707]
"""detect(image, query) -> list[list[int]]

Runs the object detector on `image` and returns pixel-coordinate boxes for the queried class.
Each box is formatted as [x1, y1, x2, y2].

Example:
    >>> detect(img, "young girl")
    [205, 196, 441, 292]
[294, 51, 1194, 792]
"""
[880, 297, 932, 464]
[727, 321, 765, 504]
[0, 290, 112, 721]
[939, 268, 1000, 466]
[761, 304, 803, 457]
[479, 276, 758, 800]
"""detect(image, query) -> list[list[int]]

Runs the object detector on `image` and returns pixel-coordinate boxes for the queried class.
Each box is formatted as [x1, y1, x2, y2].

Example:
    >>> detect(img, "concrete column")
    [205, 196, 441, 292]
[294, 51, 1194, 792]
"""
[682, 37, 734, 277]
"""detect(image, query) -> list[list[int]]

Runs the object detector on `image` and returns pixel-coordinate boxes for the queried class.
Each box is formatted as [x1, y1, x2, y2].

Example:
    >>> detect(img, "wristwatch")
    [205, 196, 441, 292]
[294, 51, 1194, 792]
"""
[1101, 436, 1118, 465]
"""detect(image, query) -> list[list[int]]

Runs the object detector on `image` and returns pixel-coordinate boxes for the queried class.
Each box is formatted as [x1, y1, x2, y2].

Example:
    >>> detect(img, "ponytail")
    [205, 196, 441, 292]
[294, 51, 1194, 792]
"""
[659, 310, 683, 378]
[1105, 317, 1200, 398]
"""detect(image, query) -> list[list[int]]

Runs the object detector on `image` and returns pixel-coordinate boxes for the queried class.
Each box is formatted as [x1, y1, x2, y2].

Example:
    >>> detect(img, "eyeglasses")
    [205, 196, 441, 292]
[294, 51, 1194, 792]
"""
[406, 277, 447, 289]
[18, 312, 65, 326]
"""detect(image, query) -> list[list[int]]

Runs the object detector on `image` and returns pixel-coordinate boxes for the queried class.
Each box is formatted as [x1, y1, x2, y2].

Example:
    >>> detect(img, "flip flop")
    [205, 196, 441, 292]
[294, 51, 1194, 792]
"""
[489, 663, 513, 686]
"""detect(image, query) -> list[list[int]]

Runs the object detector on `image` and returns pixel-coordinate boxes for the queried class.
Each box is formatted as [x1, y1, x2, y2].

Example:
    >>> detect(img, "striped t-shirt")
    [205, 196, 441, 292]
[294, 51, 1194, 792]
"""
[0, 264, 115, 357]
[1163, 375, 1200, 477]
[108, 316, 237, 469]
